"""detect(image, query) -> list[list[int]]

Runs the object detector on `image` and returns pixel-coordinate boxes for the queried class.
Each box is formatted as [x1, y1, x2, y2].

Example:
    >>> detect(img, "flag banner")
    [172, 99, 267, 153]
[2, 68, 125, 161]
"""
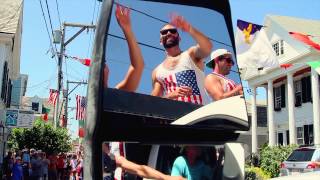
[79, 119, 85, 127]
[289, 32, 320, 51]
[78, 128, 85, 138]
[48, 89, 58, 105]
[235, 19, 263, 54]
[76, 95, 86, 120]
[237, 30, 278, 79]
[42, 107, 50, 114]
[307, 61, 320, 74]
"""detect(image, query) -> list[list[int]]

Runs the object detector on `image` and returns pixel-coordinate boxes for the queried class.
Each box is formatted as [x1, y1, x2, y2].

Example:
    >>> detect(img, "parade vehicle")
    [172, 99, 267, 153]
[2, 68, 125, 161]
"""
[84, 0, 250, 179]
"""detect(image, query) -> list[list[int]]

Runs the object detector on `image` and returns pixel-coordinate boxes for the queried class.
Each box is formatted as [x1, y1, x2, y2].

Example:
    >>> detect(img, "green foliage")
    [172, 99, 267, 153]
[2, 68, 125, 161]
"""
[245, 166, 271, 180]
[7, 119, 72, 154]
[259, 145, 298, 178]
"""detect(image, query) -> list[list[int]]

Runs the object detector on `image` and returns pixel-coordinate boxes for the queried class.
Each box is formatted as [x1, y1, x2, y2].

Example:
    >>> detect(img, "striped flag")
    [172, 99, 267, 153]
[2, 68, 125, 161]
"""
[48, 89, 58, 105]
[163, 70, 203, 105]
[76, 95, 86, 120]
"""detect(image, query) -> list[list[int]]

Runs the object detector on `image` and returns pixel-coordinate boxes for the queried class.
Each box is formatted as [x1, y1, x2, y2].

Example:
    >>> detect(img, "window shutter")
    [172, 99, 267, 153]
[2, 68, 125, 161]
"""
[302, 77, 307, 103]
[6, 80, 12, 108]
[281, 84, 286, 107]
[306, 76, 312, 102]
[1, 62, 8, 100]
[273, 88, 276, 110]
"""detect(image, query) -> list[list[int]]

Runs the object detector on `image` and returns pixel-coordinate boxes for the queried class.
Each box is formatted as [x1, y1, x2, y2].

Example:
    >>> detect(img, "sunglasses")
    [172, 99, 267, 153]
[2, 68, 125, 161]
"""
[218, 56, 234, 65]
[160, 28, 177, 35]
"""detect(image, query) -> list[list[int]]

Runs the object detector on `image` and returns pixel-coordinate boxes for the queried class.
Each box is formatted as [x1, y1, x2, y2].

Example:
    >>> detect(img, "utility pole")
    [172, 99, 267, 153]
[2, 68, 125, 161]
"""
[64, 80, 88, 127]
[54, 22, 95, 128]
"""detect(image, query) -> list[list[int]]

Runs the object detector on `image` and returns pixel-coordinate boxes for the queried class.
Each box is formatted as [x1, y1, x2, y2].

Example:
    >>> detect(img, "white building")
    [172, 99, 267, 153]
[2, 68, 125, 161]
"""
[0, 0, 23, 162]
[246, 15, 320, 153]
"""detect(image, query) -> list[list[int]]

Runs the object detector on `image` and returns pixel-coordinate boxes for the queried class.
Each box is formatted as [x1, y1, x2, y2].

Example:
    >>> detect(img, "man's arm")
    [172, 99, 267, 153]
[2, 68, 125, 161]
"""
[170, 14, 212, 61]
[114, 4, 144, 92]
[205, 75, 242, 101]
[115, 156, 185, 180]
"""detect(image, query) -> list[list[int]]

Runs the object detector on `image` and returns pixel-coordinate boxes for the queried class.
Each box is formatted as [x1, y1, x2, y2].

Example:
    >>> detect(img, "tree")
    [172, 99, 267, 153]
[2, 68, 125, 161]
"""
[7, 119, 72, 154]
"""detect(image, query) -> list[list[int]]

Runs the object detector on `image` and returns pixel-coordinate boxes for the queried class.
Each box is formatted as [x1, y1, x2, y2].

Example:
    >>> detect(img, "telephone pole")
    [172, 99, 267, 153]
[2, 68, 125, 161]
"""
[64, 80, 88, 127]
[54, 22, 95, 128]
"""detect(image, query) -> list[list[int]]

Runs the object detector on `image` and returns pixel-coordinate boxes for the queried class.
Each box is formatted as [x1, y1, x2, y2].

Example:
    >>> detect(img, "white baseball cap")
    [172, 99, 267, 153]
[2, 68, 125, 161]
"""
[206, 49, 232, 68]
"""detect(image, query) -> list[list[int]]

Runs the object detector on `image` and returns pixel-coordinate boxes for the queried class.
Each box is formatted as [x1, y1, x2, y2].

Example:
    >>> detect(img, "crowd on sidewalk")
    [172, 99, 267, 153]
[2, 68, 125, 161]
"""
[2, 148, 83, 180]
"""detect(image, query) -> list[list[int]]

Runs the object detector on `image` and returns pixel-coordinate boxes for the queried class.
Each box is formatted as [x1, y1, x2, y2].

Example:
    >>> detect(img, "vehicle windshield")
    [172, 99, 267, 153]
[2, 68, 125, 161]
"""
[287, 149, 315, 161]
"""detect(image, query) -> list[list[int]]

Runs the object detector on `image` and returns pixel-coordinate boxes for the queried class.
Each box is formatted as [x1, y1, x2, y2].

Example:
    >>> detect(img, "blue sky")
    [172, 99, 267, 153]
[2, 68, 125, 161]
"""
[21, 0, 320, 138]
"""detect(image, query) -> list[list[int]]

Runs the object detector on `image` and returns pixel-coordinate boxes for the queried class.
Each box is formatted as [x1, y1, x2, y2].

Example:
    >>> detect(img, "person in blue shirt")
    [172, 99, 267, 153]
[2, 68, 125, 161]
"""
[12, 156, 23, 180]
[171, 146, 213, 180]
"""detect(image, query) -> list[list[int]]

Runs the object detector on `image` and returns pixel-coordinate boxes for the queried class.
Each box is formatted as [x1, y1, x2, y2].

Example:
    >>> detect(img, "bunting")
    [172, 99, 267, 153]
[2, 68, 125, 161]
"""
[289, 32, 320, 51]
[78, 120, 85, 138]
[279, 61, 320, 75]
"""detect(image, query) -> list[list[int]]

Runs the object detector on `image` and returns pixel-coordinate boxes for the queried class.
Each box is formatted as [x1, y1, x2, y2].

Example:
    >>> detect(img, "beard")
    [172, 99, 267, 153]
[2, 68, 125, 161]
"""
[162, 36, 179, 49]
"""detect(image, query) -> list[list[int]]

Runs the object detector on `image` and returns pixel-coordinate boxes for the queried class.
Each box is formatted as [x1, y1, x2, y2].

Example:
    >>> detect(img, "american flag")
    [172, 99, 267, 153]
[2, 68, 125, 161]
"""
[76, 95, 86, 120]
[163, 70, 203, 105]
[48, 89, 58, 105]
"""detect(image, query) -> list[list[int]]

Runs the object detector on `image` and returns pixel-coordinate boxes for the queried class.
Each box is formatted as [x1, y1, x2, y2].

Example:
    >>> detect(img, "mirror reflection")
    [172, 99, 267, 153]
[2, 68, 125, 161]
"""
[103, 0, 248, 129]
[102, 141, 237, 180]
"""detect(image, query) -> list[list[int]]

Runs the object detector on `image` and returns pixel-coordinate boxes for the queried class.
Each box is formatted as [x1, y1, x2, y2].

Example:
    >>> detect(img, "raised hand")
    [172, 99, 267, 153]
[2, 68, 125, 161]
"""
[115, 4, 131, 31]
[169, 13, 191, 33]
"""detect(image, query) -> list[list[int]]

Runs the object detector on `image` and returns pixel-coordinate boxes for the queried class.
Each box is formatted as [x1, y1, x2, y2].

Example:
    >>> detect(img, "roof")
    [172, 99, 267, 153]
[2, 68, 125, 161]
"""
[267, 15, 320, 44]
[0, 0, 23, 34]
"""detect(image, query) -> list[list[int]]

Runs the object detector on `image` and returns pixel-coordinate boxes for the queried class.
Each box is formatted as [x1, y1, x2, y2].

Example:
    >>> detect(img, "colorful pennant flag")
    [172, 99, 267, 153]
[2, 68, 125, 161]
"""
[41, 107, 50, 122]
[76, 95, 86, 120]
[289, 32, 320, 51]
[78, 119, 85, 138]
[48, 89, 58, 105]
[78, 128, 85, 138]
[307, 61, 320, 74]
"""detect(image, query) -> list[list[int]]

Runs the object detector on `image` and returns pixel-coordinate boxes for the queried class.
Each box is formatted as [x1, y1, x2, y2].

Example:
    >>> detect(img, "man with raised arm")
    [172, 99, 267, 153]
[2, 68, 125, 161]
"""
[103, 4, 144, 92]
[151, 14, 212, 105]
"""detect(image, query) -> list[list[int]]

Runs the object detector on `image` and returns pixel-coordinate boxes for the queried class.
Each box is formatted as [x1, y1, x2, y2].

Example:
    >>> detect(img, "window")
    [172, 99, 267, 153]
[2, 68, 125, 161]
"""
[287, 148, 315, 161]
[297, 127, 304, 145]
[272, 40, 284, 56]
[295, 80, 302, 107]
[272, 43, 279, 56]
[274, 84, 285, 111]
[32, 102, 39, 112]
[274, 87, 281, 110]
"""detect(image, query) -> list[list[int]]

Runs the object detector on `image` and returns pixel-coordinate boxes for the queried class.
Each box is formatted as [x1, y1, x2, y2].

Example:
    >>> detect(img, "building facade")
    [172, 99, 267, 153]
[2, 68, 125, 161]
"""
[245, 15, 320, 153]
[0, 0, 23, 163]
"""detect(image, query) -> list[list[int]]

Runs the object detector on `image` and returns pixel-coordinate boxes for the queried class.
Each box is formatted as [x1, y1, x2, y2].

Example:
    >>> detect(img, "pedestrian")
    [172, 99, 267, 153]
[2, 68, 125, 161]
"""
[12, 156, 23, 180]
[2, 151, 14, 180]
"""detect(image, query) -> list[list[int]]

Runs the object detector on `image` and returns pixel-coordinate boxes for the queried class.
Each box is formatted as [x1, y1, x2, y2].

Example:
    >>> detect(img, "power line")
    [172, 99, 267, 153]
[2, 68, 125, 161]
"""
[114, 2, 232, 47]
[44, 0, 59, 56]
[55, 0, 62, 27]
[108, 33, 165, 52]
[38, 0, 58, 62]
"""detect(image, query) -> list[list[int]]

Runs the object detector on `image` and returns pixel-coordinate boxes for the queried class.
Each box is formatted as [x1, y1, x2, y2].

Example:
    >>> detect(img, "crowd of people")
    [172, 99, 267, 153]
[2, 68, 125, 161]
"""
[2, 149, 83, 180]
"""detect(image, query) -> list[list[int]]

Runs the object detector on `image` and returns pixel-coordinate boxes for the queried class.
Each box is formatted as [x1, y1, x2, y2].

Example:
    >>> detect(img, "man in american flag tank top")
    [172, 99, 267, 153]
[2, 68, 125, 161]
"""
[151, 14, 212, 105]
[204, 49, 243, 101]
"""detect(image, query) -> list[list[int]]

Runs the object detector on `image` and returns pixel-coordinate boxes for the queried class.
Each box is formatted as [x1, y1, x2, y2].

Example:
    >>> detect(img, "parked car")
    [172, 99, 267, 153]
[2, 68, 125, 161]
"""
[272, 170, 320, 180]
[279, 146, 320, 176]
